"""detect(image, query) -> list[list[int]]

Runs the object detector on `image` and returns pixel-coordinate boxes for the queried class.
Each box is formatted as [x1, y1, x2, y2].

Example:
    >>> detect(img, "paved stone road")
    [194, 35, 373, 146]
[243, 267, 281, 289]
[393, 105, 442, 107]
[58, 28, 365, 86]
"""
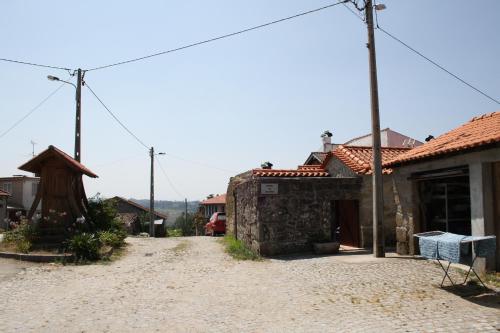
[0, 237, 498, 332]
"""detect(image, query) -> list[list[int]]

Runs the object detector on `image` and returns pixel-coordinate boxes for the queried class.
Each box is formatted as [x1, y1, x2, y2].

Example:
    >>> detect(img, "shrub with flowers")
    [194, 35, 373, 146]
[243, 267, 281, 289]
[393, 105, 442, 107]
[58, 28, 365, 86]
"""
[1, 218, 37, 253]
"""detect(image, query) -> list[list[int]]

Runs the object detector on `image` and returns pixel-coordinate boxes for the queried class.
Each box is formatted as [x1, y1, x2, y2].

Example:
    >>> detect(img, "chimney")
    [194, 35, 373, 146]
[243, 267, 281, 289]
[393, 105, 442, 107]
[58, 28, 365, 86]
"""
[321, 130, 333, 152]
[261, 161, 273, 169]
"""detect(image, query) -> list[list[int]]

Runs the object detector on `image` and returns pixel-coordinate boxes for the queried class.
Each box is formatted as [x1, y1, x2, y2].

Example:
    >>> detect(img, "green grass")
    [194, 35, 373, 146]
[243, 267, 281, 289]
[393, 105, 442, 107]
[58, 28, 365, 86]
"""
[220, 235, 261, 261]
[167, 229, 183, 237]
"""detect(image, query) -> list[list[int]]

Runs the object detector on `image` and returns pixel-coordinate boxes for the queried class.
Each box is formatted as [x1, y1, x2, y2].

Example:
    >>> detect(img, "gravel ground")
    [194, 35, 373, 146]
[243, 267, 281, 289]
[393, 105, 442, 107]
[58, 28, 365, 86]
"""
[0, 237, 498, 333]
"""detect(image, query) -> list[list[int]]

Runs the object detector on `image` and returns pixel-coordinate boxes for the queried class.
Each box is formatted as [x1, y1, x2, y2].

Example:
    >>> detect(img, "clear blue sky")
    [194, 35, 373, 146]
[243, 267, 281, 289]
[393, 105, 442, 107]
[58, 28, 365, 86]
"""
[1, 0, 499, 201]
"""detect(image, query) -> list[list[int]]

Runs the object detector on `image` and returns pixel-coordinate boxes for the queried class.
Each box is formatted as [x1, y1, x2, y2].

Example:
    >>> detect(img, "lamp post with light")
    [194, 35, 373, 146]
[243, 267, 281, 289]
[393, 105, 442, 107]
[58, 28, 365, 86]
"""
[150, 148, 166, 237]
[47, 68, 83, 162]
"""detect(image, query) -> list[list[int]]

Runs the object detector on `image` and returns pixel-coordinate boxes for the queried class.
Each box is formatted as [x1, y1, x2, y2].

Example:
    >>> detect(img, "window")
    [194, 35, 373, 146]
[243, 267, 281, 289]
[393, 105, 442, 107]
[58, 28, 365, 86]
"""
[2, 183, 12, 194]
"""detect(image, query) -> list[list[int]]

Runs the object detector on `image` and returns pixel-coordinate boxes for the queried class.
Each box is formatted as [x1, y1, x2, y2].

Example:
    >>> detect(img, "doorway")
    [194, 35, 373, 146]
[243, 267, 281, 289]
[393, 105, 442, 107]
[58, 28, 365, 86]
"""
[331, 200, 360, 247]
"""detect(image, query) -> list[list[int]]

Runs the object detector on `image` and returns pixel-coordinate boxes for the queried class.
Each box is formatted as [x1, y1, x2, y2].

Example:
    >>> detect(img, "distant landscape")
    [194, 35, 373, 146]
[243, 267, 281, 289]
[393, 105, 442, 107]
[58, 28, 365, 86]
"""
[130, 199, 200, 224]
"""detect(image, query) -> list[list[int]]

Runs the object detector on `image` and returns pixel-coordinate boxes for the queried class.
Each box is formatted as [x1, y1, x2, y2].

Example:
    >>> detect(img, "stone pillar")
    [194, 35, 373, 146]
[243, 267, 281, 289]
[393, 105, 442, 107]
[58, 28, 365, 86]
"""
[469, 162, 495, 273]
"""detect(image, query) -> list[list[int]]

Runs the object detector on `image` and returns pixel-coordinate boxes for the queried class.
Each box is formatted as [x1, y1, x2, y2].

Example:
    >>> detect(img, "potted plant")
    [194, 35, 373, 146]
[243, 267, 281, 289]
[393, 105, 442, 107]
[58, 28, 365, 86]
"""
[310, 229, 340, 255]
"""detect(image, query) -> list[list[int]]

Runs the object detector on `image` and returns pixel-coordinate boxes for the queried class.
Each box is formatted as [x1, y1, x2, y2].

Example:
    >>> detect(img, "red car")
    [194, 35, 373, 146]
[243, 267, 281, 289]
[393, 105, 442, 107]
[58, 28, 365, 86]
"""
[205, 212, 226, 236]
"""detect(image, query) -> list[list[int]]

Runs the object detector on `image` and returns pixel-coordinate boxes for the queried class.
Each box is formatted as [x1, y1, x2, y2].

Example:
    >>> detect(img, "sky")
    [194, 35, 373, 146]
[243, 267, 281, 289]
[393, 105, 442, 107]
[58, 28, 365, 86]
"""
[0, 0, 499, 201]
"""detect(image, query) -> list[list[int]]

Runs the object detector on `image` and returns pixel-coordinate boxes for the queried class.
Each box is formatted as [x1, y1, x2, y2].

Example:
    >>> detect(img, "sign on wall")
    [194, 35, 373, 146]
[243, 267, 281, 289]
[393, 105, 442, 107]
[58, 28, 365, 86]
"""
[261, 183, 278, 195]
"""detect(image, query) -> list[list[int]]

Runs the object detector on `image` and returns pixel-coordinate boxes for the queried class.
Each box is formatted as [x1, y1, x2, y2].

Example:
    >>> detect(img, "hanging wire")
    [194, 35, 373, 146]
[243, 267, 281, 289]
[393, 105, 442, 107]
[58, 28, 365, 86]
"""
[85, 1, 349, 71]
[156, 156, 185, 199]
[0, 57, 73, 71]
[0, 78, 70, 140]
[85, 81, 151, 149]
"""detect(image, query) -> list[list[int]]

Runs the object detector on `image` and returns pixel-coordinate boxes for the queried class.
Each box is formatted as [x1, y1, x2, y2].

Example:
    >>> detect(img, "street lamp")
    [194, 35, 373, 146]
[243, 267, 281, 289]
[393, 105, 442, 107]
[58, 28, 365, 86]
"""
[149, 148, 166, 237]
[47, 68, 83, 162]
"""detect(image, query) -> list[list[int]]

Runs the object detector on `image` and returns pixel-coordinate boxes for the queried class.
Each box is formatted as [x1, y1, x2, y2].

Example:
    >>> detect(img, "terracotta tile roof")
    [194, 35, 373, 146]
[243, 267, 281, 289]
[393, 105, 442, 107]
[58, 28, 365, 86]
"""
[200, 194, 226, 205]
[18, 145, 98, 178]
[253, 168, 329, 177]
[325, 145, 411, 175]
[385, 111, 500, 166]
[0, 189, 10, 197]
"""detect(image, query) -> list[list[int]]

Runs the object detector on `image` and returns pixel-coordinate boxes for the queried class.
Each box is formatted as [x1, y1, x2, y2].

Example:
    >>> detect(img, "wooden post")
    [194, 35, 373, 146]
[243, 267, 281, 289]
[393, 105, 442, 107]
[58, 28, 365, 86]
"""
[75, 68, 82, 162]
[150, 147, 155, 237]
[365, 0, 385, 257]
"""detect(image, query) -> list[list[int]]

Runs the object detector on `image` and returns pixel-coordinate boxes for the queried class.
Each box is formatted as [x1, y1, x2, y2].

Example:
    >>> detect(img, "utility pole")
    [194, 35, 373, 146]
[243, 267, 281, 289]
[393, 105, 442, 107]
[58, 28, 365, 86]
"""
[365, 0, 385, 257]
[75, 68, 82, 162]
[150, 147, 155, 237]
[185, 198, 188, 233]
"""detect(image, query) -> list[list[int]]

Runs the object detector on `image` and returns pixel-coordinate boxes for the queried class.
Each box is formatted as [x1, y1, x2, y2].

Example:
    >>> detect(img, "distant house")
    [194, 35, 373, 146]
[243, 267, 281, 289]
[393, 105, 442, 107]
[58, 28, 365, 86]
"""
[304, 128, 422, 165]
[344, 128, 423, 148]
[385, 111, 500, 272]
[226, 131, 412, 256]
[200, 194, 226, 220]
[0, 190, 9, 230]
[109, 196, 168, 234]
[0, 175, 40, 221]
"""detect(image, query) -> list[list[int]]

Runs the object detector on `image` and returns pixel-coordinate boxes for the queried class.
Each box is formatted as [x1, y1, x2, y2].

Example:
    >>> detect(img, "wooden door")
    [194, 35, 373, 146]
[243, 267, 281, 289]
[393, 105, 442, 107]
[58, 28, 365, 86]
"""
[332, 200, 360, 247]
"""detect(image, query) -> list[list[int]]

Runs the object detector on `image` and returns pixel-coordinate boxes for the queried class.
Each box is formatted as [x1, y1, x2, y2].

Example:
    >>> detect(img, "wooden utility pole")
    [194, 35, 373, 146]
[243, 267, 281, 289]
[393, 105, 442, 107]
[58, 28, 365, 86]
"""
[185, 198, 188, 233]
[365, 0, 385, 257]
[75, 68, 82, 162]
[149, 147, 155, 237]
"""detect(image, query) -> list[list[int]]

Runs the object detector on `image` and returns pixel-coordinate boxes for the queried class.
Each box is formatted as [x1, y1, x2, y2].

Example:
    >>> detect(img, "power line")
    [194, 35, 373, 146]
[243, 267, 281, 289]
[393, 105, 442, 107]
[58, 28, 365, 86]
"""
[377, 27, 499, 105]
[0, 80, 68, 140]
[156, 156, 185, 199]
[0, 57, 73, 71]
[85, 82, 150, 149]
[86, 1, 348, 72]
[165, 153, 237, 174]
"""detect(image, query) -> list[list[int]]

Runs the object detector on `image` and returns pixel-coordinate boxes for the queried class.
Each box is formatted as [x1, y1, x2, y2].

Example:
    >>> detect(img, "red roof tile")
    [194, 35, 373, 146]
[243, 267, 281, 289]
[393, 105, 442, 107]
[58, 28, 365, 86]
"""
[0, 189, 10, 197]
[253, 168, 329, 177]
[325, 145, 411, 175]
[18, 145, 98, 178]
[385, 111, 500, 166]
[200, 194, 227, 205]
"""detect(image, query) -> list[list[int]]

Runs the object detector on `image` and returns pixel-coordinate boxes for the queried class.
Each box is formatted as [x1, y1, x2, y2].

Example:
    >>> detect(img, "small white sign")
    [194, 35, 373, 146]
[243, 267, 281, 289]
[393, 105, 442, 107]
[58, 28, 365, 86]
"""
[261, 183, 278, 195]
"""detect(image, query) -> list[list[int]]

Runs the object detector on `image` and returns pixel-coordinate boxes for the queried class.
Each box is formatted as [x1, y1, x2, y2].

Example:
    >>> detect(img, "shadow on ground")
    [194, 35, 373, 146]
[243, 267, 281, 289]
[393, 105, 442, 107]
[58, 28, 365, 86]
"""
[442, 283, 500, 309]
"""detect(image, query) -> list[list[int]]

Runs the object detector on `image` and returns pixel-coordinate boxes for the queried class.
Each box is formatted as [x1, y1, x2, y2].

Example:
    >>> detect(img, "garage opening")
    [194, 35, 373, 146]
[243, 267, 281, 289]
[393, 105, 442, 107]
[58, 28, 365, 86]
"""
[416, 167, 471, 235]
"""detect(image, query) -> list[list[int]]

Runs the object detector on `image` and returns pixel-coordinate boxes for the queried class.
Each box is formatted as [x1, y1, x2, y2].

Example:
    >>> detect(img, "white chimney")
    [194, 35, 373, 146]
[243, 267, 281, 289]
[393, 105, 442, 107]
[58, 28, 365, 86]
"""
[321, 130, 333, 152]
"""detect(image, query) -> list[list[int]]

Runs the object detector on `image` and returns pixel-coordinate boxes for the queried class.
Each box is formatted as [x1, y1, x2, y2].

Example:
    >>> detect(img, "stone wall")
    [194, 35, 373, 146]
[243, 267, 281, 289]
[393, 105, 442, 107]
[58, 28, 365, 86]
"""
[234, 177, 362, 256]
[233, 178, 260, 253]
[358, 175, 399, 248]
[226, 171, 252, 237]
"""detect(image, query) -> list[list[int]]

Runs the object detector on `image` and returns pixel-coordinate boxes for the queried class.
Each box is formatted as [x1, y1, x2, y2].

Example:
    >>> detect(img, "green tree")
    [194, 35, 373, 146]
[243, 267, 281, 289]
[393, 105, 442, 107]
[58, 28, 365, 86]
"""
[174, 213, 195, 236]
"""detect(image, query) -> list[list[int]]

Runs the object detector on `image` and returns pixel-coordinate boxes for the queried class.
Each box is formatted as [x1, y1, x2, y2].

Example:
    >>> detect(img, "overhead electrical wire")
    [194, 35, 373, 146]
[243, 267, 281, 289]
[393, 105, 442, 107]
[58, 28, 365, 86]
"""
[0, 57, 73, 71]
[376, 27, 500, 105]
[0, 79, 68, 140]
[156, 156, 185, 199]
[85, 1, 349, 72]
[85, 82, 151, 150]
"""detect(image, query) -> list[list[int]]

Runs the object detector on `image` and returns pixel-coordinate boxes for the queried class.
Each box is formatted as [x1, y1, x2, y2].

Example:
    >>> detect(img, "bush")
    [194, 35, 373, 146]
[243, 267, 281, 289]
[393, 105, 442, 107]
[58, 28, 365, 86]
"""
[98, 230, 126, 248]
[2, 219, 36, 253]
[167, 228, 183, 237]
[220, 235, 260, 261]
[68, 233, 100, 261]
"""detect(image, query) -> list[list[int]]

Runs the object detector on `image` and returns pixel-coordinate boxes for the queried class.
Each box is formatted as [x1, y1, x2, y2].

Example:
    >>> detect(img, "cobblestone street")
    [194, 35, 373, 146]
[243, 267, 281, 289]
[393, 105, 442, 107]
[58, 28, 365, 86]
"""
[0, 237, 498, 332]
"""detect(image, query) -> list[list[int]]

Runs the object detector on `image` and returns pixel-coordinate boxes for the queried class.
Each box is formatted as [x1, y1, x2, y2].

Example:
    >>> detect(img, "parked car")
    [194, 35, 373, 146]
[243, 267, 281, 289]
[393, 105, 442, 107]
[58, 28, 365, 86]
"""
[205, 212, 226, 236]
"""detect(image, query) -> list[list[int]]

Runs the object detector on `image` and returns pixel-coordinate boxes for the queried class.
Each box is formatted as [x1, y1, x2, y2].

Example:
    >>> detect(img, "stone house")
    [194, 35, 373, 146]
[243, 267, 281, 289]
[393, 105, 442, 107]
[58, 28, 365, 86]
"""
[0, 190, 9, 230]
[200, 194, 226, 220]
[0, 175, 40, 221]
[108, 196, 168, 234]
[385, 111, 500, 271]
[226, 141, 411, 256]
